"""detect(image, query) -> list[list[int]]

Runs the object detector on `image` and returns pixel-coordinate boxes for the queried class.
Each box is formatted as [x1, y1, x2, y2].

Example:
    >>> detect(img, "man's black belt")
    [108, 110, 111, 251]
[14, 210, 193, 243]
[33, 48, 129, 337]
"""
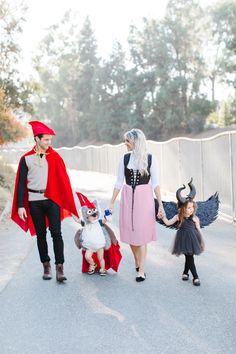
[28, 188, 46, 193]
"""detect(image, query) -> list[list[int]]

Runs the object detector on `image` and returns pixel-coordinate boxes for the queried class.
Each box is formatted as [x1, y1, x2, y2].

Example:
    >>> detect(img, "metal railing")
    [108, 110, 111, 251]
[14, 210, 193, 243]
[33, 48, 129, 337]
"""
[1, 131, 235, 223]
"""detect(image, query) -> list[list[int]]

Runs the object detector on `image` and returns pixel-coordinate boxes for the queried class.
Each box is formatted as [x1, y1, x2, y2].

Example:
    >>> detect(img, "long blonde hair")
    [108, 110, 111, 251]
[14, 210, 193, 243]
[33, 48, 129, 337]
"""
[124, 128, 148, 175]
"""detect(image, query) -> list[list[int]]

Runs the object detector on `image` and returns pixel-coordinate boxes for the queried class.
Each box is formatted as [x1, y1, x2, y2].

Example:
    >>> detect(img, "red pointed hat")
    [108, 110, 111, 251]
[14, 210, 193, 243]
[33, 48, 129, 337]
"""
[29, 121, 56, 136]
[76, 192, 95, 209]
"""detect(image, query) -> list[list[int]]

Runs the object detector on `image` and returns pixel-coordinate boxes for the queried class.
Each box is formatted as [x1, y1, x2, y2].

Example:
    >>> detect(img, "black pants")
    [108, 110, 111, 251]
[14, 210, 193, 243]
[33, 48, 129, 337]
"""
[183, 254, 198, 279]
[29, 199, 64, 264]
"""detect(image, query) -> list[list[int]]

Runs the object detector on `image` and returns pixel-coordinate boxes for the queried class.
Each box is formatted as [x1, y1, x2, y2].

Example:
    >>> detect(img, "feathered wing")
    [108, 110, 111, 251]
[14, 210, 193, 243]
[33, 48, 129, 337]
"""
[155, 199, 179, 229]
[196, 192, 220, 228]
[155, 192, 219, 230]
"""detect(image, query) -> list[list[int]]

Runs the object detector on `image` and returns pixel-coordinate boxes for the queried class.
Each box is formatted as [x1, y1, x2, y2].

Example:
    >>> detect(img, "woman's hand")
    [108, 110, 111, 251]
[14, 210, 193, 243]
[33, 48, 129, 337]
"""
[108, 202, 114, 214]
[157, 205, 165, 219]
[109, 188, 120, 214]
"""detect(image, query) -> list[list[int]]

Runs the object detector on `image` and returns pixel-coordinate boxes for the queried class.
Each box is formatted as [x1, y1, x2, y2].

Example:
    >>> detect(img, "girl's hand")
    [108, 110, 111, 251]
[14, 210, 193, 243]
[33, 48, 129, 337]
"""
[158, 211, 165, 220]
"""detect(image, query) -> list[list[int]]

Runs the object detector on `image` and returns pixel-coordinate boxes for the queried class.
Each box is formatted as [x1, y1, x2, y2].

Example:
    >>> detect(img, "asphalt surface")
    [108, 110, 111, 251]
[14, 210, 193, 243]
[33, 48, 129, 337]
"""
[0, 170, 236, 354]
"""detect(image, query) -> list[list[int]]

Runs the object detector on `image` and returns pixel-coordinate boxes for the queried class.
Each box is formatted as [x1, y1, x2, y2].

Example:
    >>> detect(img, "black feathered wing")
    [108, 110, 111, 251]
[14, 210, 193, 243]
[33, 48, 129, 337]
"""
[155, 192, 219, 230]
[196, 192, 220, 228]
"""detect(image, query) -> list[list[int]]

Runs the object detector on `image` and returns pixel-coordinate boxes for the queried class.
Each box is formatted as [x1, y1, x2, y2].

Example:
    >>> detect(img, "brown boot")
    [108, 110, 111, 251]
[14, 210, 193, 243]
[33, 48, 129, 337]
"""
[42, 261, 52, 280]
[56, 264, 67, 282]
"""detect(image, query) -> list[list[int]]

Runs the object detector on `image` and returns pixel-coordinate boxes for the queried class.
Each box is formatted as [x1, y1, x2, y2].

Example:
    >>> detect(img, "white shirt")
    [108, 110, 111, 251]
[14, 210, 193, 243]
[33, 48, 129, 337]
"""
[115, 152, 159, 190]
[25, 154, 48, 202]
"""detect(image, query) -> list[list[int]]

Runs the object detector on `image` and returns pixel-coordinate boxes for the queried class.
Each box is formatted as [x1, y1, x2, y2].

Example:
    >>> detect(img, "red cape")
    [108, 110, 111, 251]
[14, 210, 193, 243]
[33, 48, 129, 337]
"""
[81, 243, 122, 273]
[11, 147, 79, 236]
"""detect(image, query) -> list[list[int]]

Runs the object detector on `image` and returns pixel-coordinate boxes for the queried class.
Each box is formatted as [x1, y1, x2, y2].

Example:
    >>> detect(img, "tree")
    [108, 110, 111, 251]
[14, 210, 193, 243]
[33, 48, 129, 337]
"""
[163, 0, 207, 132]
[0, 0, 33, 112]
[127, 21, 169, 139]
[209, 1, 236, 92]
[127, 0, 211, 139]
[34, 14, 100, 146]
[95, 40, 130, 142]
[220, 100, 236, 126]
[0, 88, 27, 145]
[75, 16, 99, 142]
[32, 0, 234, 144]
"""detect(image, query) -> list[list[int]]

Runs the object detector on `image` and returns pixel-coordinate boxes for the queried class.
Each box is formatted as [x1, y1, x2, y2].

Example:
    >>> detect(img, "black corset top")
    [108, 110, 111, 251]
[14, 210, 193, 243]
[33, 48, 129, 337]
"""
[124, 153, 151, 187]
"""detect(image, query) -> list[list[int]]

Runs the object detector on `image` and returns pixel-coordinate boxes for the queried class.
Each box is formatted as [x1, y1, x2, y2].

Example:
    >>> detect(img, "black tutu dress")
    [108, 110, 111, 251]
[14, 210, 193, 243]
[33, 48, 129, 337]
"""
[171, 216, 203, 256]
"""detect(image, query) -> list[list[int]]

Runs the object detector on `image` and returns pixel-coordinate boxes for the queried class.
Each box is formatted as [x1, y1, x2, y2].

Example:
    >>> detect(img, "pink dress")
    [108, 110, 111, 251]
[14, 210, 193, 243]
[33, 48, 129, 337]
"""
[117, 153, 157, 246]
[120, 184, 156, 245]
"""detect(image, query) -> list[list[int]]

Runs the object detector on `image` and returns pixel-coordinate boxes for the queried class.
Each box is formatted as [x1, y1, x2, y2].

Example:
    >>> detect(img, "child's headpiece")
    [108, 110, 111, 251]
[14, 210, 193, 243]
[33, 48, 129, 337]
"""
[176, 178, 196, 206]
[76, 192, 95, 209]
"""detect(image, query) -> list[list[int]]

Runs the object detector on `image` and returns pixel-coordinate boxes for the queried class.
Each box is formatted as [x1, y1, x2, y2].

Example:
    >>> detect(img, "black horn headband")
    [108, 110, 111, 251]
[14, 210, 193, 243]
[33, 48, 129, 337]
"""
[176, 178, 196, 205]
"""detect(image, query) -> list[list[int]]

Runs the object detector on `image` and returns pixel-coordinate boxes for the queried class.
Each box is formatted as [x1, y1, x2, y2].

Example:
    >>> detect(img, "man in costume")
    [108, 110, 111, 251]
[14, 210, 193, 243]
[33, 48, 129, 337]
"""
[11, 121, 79, 282]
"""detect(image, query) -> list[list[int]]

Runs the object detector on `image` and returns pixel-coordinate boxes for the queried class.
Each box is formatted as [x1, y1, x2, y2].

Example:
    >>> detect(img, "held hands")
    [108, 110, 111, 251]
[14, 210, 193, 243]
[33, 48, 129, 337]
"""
[18, 208, 27, 221]
[104, 209, 112, 222]
[157, 205, 165, 219]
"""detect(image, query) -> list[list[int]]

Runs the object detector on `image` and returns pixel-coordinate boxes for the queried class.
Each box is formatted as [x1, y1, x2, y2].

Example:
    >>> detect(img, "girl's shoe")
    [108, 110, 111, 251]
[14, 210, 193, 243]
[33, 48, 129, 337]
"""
[88, 264, 96, 275]
[182, 274, 189, 281]
[136, 267, 139, 272]
[136, 273, 146, 282]
[99, 269, 106, 276]
[193, 278, 201, 286]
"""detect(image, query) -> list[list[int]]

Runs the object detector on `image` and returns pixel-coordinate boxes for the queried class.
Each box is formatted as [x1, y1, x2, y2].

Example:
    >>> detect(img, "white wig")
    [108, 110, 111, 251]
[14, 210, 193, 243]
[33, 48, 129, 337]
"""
[124, 128, 148, 175]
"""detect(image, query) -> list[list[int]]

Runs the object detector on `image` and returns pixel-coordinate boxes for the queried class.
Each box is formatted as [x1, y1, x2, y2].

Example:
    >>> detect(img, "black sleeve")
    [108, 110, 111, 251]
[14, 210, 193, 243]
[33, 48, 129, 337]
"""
[17, 157, 28, 208]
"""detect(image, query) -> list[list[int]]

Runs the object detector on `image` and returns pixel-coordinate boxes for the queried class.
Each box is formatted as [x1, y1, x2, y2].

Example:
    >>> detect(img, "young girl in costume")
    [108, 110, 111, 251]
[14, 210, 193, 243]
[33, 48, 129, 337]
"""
[161, 180, 205, 286]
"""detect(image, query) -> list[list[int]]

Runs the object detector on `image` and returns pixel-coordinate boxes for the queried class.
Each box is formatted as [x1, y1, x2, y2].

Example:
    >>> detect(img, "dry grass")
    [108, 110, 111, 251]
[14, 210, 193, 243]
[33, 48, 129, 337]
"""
[0, 159, 15, 214]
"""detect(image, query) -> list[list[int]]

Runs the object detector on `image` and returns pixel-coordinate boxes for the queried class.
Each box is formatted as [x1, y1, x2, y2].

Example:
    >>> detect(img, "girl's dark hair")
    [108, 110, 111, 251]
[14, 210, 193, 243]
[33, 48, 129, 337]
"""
[178, 199, 197, 226]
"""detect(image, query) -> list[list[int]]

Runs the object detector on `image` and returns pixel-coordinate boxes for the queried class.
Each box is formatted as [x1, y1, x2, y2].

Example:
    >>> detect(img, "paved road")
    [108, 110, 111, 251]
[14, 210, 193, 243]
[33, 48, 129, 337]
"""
[0, 171, 236, 354]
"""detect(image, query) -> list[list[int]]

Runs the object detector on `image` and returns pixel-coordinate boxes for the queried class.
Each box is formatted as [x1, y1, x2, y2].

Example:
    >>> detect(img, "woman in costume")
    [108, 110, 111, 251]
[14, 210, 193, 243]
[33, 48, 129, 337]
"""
[109, 129, 164, 282]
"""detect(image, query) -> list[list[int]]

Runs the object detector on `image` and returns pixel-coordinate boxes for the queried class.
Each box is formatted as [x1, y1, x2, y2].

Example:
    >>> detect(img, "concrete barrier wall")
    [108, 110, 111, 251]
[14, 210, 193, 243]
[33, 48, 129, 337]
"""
[1, 131, 235, 222]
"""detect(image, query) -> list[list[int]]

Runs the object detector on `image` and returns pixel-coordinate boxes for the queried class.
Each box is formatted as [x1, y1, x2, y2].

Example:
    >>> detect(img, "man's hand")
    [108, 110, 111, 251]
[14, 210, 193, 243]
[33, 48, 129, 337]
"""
[18, 207, 27, 221]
